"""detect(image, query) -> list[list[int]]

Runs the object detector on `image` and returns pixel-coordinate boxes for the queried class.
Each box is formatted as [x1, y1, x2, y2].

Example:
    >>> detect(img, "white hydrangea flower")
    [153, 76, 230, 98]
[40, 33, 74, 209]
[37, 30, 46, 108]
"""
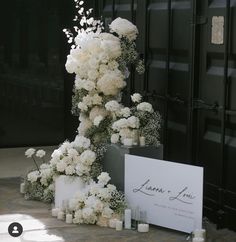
[112, 118, 128, 131]
[102, 206, 113, 219]
[98, 172, 111, 185]
[56, 160, 67, 173]
[67, 148, 79, 159]
[25, 148, 36, 158]
[78, 102, 88, 112]
[65, 165, 75, 175]
[109, 17, 138, 41]
[97, 188, 111, 200]
[59, 141, 72, 154]
[89, 106, 107, 122]
[131, 93, 142, 103]
[97, 69, 126, 96]
[105, 100, 121, 112]
[76, 163, 90, 176]
[51, 149, 62, 159]
[92, 94, 102, 105]
[137, 102, 154, 113]
[107, 184, 116, 193]
[93, 115, 104, 126]
[119, 107, 131, 117]
[27, 170, 40, 183]
[111, 133, 120, 144]
[36, 149, 46, 158]
[73, 210, 84, 224]
[73, 136, 91, 149]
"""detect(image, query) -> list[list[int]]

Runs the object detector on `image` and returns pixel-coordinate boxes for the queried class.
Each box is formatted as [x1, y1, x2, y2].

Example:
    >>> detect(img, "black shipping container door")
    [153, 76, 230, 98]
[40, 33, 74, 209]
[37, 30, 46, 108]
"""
[98, 0, 236, 231]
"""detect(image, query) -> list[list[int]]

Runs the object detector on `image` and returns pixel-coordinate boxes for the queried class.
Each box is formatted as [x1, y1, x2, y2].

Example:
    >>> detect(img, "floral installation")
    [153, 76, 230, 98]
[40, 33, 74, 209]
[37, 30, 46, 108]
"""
[66, 172, 126, 226]
[23, 0, 161, 225]
[110, 93, 161, 146]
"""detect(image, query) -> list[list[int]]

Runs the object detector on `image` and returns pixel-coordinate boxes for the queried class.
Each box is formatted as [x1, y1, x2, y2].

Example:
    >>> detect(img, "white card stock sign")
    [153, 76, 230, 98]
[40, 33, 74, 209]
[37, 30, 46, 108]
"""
[125, 155, 203, 233]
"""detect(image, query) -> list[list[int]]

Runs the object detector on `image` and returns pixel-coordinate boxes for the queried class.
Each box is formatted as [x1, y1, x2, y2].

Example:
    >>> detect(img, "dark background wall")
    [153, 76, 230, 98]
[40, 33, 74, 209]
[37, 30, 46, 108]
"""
[95, 0, 236, 231]
[0, 0, 235, 231]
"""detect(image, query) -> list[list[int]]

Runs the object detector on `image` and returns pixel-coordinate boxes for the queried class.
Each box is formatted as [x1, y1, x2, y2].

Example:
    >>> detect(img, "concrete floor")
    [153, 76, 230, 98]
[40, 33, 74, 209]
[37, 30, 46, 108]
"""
[0, 178, 236, 242]
[0, 146, 56, 178]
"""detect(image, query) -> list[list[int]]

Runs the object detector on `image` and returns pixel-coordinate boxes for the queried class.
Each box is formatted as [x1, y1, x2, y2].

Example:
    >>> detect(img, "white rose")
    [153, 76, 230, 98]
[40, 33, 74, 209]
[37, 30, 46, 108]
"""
[73, 136, 91, 149]
[80, 150, 96, 166]
[25, 148, 36, 158]
[105, 100, 121, 112]
[98, 172, 111, 185]
[109, 17, 138, 41]
[137, 102, 154, 113]
[131, 93, 142, 103]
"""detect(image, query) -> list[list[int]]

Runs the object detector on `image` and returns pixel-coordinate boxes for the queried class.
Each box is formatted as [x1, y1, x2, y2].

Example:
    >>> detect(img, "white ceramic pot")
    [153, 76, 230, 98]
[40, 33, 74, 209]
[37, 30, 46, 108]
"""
[55, 175, 85, 209]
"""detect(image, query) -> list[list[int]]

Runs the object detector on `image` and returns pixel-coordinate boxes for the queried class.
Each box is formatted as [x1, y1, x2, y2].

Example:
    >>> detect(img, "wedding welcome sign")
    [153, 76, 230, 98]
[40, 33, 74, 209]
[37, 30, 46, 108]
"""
[125, 155, 203, 233]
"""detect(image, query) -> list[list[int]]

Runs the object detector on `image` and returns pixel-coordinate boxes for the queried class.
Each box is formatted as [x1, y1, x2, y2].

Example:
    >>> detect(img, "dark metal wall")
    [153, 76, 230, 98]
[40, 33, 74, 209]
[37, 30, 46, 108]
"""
[0, 0, 75, 147]
[97, 0, 236, 231]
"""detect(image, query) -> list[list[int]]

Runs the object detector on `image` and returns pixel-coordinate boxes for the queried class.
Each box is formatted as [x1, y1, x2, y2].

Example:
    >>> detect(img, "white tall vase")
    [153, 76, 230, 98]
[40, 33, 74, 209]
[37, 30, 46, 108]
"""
[55, 175, 85, 209]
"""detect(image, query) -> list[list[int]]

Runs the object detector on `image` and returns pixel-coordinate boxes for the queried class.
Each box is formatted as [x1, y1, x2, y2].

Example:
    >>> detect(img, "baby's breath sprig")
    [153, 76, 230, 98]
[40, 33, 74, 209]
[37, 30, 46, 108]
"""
[63, 0, 104, 46]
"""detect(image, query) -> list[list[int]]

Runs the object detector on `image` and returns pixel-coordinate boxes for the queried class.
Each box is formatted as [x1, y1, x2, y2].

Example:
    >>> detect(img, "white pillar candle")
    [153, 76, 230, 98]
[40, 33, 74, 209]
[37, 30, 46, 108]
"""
[57, 211, 65, 220]
[115, 220, 123, 231]
[66, 214, 73, 224]
[138, 223, 149, 232]
[109, 219, 117, 228]
[193, 229, 206, 239]
[20, 183, 25, 194]
[123, 138, 133, 146]
[139, 136, 146, 147]
[124, 209, 131, 229]
[51, 208, 59, 217]
[192, 238, 204, 242]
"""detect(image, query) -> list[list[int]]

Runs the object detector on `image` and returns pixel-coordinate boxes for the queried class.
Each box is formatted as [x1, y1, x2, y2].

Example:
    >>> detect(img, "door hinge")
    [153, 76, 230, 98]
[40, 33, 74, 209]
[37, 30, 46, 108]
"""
[190, 15, 208, 25]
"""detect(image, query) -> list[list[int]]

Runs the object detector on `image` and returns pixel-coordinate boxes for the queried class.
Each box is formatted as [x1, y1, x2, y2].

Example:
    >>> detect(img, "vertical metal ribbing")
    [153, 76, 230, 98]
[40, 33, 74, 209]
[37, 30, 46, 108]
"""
[163, 0, 172, 159]
[188, 0, 197, 164]
[112, 0, 115, 19]
[143, 0, 148, 96]
[131, 0, 135, 22]
[218, 0, 230, 223]
[130, 0, 136, 95]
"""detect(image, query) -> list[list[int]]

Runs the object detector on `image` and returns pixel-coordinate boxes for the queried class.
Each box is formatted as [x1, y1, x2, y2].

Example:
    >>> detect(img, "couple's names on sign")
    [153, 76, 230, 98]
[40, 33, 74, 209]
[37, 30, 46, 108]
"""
[133, 179, 196, 205]
[125, 155, 203, 233]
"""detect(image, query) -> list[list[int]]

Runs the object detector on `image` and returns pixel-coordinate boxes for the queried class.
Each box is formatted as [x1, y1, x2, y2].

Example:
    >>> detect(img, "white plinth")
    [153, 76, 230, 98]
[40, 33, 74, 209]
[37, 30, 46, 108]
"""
[55, 175, 85, 209]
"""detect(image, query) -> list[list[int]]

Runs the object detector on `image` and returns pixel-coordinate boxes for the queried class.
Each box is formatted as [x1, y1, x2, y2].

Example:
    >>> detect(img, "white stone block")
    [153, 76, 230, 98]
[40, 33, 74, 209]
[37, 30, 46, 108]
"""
[55, 175, 85, 209]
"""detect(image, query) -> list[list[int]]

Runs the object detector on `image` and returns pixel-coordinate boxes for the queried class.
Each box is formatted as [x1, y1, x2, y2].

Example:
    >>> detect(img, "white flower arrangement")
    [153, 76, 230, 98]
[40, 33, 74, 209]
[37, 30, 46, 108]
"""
[66, 172, 126, 226]
[23, 1, 159, 225]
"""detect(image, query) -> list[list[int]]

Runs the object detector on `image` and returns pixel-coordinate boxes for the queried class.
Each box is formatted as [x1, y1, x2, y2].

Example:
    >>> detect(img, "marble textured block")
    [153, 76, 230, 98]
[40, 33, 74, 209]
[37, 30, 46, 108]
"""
[102, 144, 163, 191]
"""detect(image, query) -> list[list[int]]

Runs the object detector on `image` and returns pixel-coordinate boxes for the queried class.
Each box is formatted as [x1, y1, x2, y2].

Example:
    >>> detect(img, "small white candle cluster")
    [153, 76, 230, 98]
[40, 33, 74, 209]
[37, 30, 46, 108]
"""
[192, 229, 206, 242]
[107, 208, 149, 233]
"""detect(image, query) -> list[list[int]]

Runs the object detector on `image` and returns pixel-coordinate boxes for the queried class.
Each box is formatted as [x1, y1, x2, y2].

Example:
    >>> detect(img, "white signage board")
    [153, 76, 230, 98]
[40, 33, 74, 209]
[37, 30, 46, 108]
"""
[125, 155, 203, 233]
